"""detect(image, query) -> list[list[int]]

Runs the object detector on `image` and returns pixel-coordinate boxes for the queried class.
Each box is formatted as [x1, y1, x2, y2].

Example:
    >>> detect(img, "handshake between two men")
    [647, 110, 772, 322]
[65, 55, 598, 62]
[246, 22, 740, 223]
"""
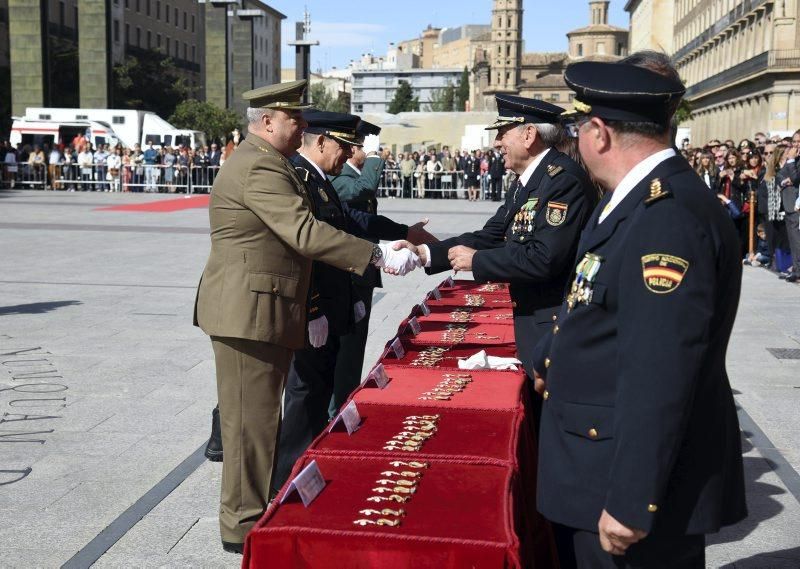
[382, 217, 478, 276]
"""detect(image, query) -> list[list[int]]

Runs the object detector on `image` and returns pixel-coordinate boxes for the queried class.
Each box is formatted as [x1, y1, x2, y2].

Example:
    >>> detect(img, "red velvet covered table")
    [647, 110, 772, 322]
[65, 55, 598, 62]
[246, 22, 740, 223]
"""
[243, 278, 556, 568]
[352, 367, 526, 411]
[244, 455, 523, 569]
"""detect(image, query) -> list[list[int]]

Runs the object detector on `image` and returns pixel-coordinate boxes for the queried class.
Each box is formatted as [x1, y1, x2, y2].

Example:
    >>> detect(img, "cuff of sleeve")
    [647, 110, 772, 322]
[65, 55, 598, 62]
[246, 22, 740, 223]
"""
[604, 494, 657, 535]
[421, 244, 432, 268]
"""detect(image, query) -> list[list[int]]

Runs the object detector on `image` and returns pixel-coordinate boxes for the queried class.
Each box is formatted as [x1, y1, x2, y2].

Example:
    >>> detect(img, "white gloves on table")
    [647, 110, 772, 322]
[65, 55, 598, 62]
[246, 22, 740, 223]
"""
[458, 350, 521, 371]
[308, 315, 329, 348]
[363, 134, 380, 155]
[375, 242, 420, 276]
[354, 300, 366, 324]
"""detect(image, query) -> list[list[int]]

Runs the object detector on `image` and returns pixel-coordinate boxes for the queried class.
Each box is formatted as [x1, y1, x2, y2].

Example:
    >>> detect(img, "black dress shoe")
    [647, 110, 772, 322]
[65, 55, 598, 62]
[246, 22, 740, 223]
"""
[787, 274, 798, 283]
[222, 541, 244, 554]
[204, 405, 223, 462]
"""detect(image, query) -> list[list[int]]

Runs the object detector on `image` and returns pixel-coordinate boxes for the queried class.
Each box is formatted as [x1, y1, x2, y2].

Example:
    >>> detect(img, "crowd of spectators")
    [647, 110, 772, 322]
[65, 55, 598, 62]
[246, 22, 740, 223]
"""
[376, 145, 512, 201]
[682, 130, 800, 281]
[0, 138, 224, 193]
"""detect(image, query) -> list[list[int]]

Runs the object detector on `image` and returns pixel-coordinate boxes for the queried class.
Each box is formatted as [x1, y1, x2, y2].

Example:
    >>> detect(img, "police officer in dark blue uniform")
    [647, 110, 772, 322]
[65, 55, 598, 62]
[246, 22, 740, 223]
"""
[532, 61, 747, 568]
[417, 95, 597, 383]
[272, 111, 419, 490]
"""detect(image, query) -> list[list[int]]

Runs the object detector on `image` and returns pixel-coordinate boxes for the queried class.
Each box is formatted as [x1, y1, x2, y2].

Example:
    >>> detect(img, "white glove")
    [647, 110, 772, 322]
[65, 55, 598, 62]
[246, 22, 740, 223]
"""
[354, 301, 366, 324]
[382, 242, 420, 276]
[308, 315, 328, 348]
[363, 134, 380, 155]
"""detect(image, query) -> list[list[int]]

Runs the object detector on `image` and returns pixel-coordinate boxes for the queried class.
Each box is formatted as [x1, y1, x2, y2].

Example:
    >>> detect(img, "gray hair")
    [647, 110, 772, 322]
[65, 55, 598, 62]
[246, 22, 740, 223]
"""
[246, 107, 274, 125]
[521, 122, 564, 147]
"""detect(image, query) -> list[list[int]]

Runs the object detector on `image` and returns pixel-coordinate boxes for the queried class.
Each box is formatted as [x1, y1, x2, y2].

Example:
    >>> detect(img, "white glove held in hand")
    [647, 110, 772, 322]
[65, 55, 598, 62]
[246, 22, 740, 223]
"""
[363, 134, 380, 155]
[382, 241, 420, 276]
[354, 300, 366, 323]
[308, 315, 329, 348]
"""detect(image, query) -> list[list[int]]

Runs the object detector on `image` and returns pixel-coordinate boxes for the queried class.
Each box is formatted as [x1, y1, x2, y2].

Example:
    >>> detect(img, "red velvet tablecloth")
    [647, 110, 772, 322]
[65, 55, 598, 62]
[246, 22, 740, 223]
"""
[243, 278, 557, 568]
[352, 367, 526, 411]
[244, 455, 522, 569]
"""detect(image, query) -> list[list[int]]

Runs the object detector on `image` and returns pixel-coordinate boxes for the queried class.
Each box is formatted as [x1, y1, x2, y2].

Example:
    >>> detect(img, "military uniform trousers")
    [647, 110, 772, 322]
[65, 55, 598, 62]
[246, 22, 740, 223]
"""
[329, 282, 374, 419]
[273, 334, 341, 490]
[211, 336, 293, 544]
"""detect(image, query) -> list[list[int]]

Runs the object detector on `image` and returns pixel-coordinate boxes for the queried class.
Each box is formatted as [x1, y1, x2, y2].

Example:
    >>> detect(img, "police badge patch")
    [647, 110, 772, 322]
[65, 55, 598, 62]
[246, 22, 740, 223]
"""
[641, 254, 689, 294]
[318, 188, 330, 202]
[545, 201, 568, 226]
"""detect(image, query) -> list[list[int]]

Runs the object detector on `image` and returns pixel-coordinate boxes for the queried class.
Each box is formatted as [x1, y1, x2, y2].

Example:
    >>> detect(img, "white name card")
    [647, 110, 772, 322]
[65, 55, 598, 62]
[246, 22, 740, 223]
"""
[390, 337, 405, 359]
[329, 400, 362, 435]
[362, 363, 389, 389]
[419, 301, 431, 316]
[408, 317, 422, 336]
[444, 276, 455, 287]
[430, 288, 442, 300]
[280, 460, 326, 507]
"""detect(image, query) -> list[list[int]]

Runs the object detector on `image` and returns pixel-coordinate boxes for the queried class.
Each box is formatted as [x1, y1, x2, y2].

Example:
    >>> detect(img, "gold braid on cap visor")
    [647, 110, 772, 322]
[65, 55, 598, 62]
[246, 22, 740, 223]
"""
[496, 116, 526, 123]
[573, 100, 592, 114]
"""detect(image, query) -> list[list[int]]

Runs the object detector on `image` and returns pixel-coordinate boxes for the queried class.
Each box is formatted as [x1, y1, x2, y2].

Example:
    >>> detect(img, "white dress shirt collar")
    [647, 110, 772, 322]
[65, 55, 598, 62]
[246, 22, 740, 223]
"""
[299, 152, 326, 180]
[519, 147, 551, 187]
[598, 148, 676, 223]
[346, 160, 361, 175]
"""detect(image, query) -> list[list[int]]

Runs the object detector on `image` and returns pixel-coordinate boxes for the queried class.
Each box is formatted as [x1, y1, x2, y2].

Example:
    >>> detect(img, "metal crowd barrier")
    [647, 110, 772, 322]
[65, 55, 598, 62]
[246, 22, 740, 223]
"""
[0, 163, 224, 194]
[376, 169, 514, 200]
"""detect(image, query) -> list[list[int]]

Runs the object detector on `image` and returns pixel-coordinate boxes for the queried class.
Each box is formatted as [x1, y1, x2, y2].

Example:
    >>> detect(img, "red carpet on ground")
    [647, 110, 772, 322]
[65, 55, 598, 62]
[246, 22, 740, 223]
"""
[95, 195, 210, 212]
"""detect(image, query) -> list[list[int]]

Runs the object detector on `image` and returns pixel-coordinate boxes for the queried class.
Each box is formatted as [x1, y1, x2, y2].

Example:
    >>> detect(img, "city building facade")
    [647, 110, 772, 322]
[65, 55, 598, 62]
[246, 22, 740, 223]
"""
[672, 0, 800, 142]
[351, 68, 462, 113]
[1, 0, 282, 118]
[624, 0, 673, 53]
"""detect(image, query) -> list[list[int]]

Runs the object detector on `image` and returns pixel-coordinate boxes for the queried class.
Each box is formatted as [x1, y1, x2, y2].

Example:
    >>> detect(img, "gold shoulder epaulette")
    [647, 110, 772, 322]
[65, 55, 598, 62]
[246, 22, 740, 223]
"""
[547, 165, 564, 178]
[294, 167, 310, 182]
[644, 178, 672, 205]
[257, 146, 270, 154]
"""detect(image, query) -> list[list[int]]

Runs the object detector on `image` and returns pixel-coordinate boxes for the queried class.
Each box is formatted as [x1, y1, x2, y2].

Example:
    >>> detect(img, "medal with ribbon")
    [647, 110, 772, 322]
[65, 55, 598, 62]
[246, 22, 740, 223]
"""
[567, 252, 604, 311]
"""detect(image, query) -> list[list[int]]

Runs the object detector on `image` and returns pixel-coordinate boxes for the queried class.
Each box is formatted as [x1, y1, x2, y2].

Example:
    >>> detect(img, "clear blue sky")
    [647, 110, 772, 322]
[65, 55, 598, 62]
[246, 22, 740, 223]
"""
[268, 0, 629, 72]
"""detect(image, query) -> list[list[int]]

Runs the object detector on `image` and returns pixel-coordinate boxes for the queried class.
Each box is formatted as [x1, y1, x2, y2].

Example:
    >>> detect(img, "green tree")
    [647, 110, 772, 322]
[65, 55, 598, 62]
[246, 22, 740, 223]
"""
[673, 98, 692, 125]
[169, 100, 241, 143]
[309, 82, 348, 113]
[425, 83, 456, 112]
[112, 50, 191, 118]
[387, 80, 419, 114]
[456, 67, 470, 111]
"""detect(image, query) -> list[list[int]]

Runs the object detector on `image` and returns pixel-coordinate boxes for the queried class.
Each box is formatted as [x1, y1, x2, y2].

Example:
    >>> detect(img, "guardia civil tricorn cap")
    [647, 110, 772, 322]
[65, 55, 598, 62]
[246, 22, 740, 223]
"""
[485, 94, 565, 130]
[242, 79, 312, 110]
[302, 110, 363, 146]
[563, 61, 685, 126]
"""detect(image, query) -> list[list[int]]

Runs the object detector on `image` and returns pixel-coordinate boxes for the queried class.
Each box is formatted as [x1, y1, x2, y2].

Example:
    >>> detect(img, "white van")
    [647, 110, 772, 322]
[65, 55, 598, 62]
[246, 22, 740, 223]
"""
[24, 108, 206, 150]
[9, 118, 121, 149]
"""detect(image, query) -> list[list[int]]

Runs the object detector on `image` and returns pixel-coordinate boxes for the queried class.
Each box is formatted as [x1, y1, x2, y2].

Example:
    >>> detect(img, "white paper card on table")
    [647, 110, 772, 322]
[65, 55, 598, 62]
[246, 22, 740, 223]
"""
[390, 337, 405, 359]
[329, 400, 362, 434]
[280, 459, 326, 507]
[444, 276, 455, 287]
[362, 363, 389, 388]
[430, 287, 442, 300]
[408, 316, 422, 336]
[419, 301, 431, 316]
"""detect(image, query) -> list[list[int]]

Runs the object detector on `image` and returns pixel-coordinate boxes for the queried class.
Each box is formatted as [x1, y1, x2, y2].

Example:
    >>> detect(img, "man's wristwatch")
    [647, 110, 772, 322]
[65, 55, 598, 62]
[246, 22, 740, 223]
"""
[370, 244, 383, 265]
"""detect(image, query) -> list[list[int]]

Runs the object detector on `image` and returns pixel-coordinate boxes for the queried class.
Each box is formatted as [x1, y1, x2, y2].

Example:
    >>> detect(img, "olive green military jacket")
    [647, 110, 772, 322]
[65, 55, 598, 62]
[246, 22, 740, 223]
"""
[193, 133, 374, 349]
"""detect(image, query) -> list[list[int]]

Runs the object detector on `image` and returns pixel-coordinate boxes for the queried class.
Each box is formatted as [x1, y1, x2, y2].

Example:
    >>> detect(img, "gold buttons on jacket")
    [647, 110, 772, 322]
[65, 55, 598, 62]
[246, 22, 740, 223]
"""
[504, 236, 508, 241]
[511, 301, 518, 308]
[588, 428, 598, 439]
[551, 314, 557, 322]
[544, 358, 551, 368]
[553, 325, 559, 334]
[272, 287, 279, 295]
[542, 390, 549, 400]
[348, 267, 356, 273]
[647, 504, 658, 513]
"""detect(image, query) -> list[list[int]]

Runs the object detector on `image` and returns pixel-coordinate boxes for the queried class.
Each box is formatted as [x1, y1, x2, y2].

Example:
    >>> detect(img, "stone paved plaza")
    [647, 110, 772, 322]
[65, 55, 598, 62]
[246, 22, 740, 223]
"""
[1, 189, 799, 568]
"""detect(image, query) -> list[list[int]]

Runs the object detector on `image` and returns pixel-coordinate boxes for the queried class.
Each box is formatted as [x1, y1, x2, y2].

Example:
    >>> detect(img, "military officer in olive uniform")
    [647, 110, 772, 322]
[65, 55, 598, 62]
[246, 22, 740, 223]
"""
[193, 83, 417, 553]
[272, 111, 418, 489]
[532, 62, 746, 568]
[414, 95, 597, 384]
